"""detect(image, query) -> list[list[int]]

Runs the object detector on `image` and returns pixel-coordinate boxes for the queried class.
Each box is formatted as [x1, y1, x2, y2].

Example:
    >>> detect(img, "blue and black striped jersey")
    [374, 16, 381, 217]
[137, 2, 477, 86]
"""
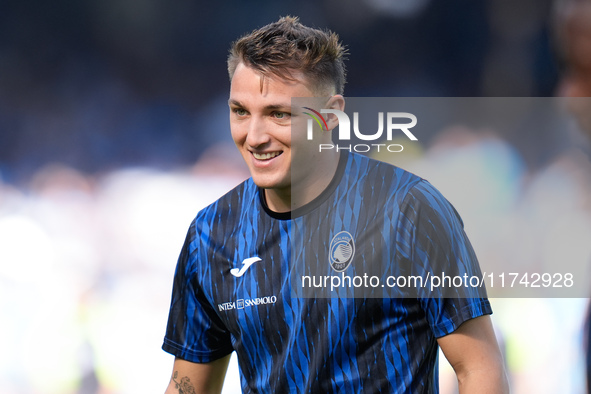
[163, 151, 491, 393]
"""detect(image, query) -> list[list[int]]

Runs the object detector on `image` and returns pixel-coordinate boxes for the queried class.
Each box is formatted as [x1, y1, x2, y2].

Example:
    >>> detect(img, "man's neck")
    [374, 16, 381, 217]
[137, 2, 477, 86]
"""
[264, 150, 341, 213]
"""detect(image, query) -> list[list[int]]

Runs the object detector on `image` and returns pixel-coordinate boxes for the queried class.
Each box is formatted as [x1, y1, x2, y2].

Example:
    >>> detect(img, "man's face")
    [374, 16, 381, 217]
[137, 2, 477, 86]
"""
[558, 4, 591, 136]
[228, 62, 322, 192]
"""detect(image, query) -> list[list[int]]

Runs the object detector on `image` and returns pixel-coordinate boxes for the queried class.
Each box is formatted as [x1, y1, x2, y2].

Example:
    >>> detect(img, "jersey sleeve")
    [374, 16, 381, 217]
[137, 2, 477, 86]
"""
[162, 222, 234, 362]
[396, 179, 492, 338]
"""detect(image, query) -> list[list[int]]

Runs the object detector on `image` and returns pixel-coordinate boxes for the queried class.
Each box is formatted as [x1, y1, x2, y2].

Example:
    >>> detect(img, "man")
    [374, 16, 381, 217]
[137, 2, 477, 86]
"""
[555, 1, 591, 392]
[556, 0, 591, 138]
[163, 16, 509, 393]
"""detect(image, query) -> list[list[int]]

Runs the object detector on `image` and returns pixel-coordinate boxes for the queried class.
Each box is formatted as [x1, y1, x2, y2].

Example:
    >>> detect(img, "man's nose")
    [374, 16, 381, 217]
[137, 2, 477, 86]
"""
[246, 117, 271, 147]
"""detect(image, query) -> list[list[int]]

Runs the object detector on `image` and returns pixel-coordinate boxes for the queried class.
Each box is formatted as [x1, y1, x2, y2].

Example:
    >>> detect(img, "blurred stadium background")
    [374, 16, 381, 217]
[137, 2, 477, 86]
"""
[1, 0, 590, 392]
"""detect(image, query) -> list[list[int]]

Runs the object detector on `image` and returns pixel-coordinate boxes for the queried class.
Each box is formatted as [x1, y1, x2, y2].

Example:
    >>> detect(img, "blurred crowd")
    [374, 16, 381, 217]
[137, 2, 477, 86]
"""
[0, 147, 249, 393]
[2, 108, 591, 392]
[2, 0, 591, 393]
[0, 0, 560, 183]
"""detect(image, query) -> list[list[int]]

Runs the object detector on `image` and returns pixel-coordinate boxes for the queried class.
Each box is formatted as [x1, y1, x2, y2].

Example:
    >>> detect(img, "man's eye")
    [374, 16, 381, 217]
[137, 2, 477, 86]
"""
[234, 108, 247, 116]
[273, 112, 289, 119]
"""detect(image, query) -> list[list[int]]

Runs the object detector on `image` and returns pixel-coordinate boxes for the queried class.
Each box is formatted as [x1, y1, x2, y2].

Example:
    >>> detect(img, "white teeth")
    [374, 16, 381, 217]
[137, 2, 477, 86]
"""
[253, 152, 280, 160]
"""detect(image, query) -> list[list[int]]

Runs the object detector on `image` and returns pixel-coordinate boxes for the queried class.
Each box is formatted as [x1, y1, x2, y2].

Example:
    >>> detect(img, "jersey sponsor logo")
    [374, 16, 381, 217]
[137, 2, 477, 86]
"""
[230, 256, 261, 277]
[217, 295, 277, 312]
[329, 231, 355, 272]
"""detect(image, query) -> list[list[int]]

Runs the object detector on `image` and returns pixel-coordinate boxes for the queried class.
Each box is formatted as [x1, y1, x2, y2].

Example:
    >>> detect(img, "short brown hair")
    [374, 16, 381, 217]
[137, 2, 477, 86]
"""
[227, 16, 347, 95]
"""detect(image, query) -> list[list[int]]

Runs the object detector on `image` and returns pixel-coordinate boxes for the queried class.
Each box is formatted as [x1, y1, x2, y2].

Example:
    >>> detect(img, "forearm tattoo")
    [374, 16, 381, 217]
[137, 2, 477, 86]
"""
[172, 371, 197, 394]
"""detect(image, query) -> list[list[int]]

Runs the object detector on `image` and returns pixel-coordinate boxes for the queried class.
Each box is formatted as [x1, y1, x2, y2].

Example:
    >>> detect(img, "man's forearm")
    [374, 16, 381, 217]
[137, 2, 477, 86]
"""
[457, 367, 510, 394]
[165, 371, 198, 394]
[164, 356, 230, 394]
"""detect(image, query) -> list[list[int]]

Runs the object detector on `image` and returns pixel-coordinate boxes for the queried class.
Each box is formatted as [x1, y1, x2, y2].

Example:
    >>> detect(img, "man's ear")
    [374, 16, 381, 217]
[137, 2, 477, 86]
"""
[324, 95, 345, 131]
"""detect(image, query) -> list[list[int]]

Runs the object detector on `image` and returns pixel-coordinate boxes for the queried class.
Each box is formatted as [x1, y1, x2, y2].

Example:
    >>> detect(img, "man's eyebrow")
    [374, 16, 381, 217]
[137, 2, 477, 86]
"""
[264, 103, 291, 111]
[228, 100, 291, 111]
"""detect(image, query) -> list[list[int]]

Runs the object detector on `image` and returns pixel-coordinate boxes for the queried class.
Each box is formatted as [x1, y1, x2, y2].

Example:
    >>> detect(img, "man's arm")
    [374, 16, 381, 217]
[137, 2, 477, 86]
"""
[437, 315, 510, 394]
[164, 355, 231, 394]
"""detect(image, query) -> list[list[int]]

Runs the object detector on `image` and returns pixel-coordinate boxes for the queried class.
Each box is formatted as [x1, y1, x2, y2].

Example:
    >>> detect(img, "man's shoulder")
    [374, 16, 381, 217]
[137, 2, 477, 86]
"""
[343, 153, 459, 218]
[193, 177, 259, 223]
[345, 152, 425, 193]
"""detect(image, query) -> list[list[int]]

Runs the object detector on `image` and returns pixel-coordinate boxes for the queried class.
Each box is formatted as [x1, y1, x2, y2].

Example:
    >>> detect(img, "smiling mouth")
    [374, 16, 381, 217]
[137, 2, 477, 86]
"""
[252, 151, 282, 160]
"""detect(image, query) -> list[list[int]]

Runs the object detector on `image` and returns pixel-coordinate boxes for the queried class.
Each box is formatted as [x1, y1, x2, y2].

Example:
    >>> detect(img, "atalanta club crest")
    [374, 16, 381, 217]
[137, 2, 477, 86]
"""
[329, 231, 355, 272]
